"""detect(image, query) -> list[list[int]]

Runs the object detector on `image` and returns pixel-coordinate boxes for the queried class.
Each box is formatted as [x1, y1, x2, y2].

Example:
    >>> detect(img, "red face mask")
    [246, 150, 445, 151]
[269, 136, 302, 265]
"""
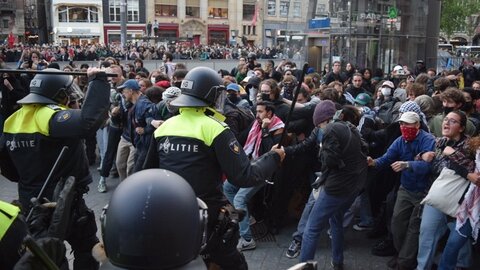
[400, 125, 418, 142]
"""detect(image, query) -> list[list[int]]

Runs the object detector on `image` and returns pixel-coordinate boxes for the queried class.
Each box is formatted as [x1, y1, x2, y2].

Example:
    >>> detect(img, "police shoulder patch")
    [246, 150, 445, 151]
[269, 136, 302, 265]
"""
[229, 140, 241, 155]
[56, 111, 71, 122]
[46, 104, 62, 111]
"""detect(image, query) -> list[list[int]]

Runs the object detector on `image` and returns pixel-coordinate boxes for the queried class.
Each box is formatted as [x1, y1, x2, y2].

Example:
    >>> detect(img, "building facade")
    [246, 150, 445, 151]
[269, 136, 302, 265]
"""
[102, 0, 146, 44]
[144, 0, 265, 46]
[306, 0, 441, 72]
[51, 0, 104, 45]
[0, 0, 24, 44]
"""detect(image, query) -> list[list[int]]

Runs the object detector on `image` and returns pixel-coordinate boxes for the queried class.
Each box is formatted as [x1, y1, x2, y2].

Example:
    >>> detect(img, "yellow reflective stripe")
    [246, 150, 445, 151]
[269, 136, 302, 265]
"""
[0, 200, 20, 240]
[4, 105, 60, 136]
[154, 108, 227, 146]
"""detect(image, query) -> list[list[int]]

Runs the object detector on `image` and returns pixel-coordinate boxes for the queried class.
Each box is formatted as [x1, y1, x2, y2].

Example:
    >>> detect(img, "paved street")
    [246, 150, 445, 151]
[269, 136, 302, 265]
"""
[1, 165, 477, 270]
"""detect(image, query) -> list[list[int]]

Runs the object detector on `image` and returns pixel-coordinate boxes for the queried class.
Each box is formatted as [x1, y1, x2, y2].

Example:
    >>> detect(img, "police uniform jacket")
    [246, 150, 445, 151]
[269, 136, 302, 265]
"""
[1, 73, 110, 208]
[144, 107, 281, 206]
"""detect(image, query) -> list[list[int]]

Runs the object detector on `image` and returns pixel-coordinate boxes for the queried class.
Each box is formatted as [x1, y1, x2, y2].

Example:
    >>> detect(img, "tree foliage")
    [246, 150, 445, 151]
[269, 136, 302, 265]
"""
[440, 0, 480, 39]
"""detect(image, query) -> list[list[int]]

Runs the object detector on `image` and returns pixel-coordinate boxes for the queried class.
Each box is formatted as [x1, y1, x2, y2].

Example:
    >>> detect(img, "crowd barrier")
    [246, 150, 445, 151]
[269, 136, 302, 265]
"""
[3, 59, 306, 73]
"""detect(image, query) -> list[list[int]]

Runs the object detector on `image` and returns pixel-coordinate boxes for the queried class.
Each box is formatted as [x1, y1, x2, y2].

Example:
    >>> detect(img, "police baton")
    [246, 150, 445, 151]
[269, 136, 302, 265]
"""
[0, 69, 118, 77]
[26, 146, 69, 223]
[23, 235, 60, 270]
[277, 63, 309, 148]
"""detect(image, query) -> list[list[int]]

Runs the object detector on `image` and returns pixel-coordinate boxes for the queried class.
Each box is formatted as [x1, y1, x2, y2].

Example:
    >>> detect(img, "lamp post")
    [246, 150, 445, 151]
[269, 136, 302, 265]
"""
[120, 0, 127, 48]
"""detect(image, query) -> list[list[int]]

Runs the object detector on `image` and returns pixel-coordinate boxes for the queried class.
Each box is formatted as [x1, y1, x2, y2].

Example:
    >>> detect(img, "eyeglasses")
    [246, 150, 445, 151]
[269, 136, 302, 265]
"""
[443, 117, 460, 125]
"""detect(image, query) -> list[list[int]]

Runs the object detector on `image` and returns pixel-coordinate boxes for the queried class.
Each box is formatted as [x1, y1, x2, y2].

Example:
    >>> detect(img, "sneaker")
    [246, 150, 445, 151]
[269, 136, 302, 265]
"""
[237, 237, 256, 251]
[285, 239, 301, 258]
[353, 223, 373, 231]
[330, 261, 344, 270]
[372, 239, 397, 257]
[97, 177, 107, 193]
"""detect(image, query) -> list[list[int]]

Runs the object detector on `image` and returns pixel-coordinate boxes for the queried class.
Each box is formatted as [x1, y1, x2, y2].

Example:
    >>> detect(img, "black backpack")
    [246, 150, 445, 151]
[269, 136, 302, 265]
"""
[377, 97, 400, 125]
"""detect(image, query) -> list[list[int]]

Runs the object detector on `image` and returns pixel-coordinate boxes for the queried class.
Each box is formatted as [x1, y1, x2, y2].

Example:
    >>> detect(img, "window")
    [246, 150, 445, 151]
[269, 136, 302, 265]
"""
[3, 19, 8, 28]
[127, 0, 140, 22]
[267, 0, 276, 16]
[293, 2, 301, 18]
[208, 0, 228, 18]
[109, 0, 121, 22]
[280, 1, 289, 17]
[109, 0, 139, 22]
[155, 5, 177, 17]
[58, 6, 99, 23]
[186, 0, 200, 18]
[243, 4, 255, 21]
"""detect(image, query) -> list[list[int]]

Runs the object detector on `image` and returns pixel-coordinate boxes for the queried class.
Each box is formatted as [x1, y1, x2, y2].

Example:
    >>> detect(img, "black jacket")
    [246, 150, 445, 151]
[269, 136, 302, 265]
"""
[1, 73, 110, 209]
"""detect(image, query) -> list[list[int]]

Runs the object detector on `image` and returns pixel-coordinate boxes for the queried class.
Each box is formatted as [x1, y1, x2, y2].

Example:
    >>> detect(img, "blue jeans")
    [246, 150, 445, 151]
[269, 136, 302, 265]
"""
[438, 221, 472, 270]
[299, 189, 357, 263]
[417, 204, 471, 270]
[223, 180, 264, 240]
[96, 127, 108, 168]
[292, 191, 316, 242]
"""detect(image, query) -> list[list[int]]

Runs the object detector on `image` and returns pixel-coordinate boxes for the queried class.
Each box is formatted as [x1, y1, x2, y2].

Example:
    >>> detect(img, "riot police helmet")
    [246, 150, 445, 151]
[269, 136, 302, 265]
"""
[171, 67, 225, 107]
[18, 68, 74, 104]
[101, 169, 208, 270]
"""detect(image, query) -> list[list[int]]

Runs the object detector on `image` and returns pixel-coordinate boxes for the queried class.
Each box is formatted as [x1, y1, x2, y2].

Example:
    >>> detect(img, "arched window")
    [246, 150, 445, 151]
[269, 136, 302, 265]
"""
[58, 6, 99, 23]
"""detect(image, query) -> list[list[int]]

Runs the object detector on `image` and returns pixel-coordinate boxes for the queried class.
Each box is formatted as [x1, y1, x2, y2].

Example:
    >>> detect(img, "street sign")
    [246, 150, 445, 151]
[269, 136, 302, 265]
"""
[388, 7, 398, 19]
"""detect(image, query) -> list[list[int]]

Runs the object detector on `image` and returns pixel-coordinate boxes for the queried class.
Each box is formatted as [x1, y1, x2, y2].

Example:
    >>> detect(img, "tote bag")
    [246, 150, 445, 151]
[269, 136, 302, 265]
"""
[421, 167, 470, 217]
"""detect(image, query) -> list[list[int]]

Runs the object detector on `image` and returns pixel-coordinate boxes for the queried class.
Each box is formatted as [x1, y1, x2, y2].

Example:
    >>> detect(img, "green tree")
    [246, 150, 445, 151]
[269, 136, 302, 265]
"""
[441, 0, 480, 39]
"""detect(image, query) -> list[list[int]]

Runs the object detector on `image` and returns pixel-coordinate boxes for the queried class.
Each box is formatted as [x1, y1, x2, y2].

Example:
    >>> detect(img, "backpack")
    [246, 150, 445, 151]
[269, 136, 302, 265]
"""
[377, 97, 400, 126]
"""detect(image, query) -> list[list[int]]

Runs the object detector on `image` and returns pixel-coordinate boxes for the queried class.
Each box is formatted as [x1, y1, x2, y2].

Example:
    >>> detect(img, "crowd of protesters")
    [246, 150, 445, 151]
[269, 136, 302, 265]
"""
[3, 42, 480, 270]
[0, 41, 303, 64]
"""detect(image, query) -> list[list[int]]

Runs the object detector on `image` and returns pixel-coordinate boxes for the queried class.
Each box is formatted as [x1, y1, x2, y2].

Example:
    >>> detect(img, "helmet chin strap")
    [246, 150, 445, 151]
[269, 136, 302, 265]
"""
[205, 107, 226, 122]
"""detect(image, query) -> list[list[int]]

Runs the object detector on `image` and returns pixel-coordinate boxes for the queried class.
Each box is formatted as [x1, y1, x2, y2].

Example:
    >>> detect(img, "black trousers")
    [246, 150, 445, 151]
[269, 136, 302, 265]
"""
[100, 126, 122, 178]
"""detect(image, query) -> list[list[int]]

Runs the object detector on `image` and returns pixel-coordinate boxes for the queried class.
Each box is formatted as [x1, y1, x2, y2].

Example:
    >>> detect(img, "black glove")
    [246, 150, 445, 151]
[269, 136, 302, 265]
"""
[14, 237, 68, 270]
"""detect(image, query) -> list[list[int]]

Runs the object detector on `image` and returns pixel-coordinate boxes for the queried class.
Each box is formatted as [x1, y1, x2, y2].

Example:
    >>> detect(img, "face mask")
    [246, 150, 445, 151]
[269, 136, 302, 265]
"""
[380, 87, 391, 96]
[400, 125, 418, 142]
[443, 106, 455, 115]
[227, 93, 239, 103]
[462, 102, 473, 112]
[261, 93, 270, 101]
[150, 77, 156, 84]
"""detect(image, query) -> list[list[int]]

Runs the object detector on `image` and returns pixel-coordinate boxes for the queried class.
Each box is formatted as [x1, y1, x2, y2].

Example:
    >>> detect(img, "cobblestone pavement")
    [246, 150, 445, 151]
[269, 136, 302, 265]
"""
[1, 165, 477, 270]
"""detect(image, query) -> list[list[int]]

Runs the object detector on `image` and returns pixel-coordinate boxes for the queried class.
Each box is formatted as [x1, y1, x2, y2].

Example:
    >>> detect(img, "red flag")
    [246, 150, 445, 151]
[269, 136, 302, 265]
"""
[252, 3, 259, 26]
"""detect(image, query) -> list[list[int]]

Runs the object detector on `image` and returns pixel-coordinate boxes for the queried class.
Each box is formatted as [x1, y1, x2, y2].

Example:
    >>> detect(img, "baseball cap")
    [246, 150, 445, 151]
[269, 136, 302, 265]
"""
[226, 83, 240, 92]
[354, 93, 371, 106]
[155, 80, 171, 89]
[398, 111, 420, 124]
[381, 80, 395, 89]
[117, 79, 140, 91]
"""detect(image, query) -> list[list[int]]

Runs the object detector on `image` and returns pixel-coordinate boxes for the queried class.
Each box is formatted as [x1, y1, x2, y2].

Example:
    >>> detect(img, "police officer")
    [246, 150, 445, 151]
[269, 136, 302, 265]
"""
[0, 200, 27, 269]
[99, 169, 208, 270]
[1, 67, 111, 269]
[144, 67, 285, 269]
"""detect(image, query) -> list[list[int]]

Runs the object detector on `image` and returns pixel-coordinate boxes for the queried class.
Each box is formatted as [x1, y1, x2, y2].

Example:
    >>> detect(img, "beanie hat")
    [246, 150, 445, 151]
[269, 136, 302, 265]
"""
[313, 100, 336, 126]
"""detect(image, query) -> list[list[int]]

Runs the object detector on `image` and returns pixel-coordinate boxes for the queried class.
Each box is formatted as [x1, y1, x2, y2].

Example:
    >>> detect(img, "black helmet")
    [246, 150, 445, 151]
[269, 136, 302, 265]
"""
[101, 169, 208, 270]
[18, 68, 74, 104]
[171, 67, 225, 107]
